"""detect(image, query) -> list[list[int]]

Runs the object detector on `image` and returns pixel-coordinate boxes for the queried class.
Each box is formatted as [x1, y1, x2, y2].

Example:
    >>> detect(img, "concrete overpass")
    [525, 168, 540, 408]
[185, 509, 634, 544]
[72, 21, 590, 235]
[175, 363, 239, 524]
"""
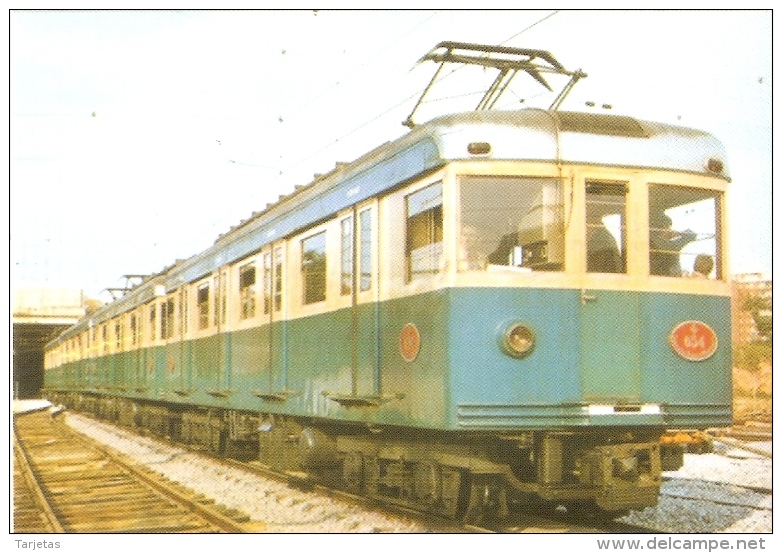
[12, 288, 86, 399]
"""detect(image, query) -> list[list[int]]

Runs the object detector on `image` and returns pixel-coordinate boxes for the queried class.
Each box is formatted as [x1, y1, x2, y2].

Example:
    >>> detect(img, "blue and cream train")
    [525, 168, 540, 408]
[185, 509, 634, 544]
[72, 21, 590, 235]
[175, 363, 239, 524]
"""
[44, 43, 732, 520]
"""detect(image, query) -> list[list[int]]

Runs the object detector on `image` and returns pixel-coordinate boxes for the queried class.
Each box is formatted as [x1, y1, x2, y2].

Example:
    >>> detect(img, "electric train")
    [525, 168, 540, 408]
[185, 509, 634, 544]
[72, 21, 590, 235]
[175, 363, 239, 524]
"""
[44, 42, 732, 520]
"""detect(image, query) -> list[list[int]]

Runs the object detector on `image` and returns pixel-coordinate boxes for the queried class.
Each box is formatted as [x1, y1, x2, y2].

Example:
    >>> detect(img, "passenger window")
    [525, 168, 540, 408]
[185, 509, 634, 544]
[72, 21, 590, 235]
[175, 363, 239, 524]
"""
[586, 182, 627, 274]
[406, 182, 443, 281]
[274, 247, 283, 311]
[99, 325, 105, 353]
[115, 320, 123, 351]
[459, 176, 564, 271]
[214, 274, 226, 327]
[649, 185, 721, 279]
[180, 290, 188, 335]
[239, 263, 256, 319]
[359, 208, 372, 291]
[341, 217, 354, 296]
[197, 283, 210, 329]
[130, 313, 138, 347]
[263, 253, 272, 314]
[161, 297, 175, 339]
[148, 304, 157, 343]
[302, 232, 327, 304]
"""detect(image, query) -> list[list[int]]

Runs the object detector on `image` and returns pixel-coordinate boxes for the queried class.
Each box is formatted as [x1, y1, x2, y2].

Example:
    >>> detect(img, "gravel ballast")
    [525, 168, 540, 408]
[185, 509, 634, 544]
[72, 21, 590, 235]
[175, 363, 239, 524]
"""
[619, 440, 771, 533]
[64, 413, 428, 533]
[63, 413, 771, 533]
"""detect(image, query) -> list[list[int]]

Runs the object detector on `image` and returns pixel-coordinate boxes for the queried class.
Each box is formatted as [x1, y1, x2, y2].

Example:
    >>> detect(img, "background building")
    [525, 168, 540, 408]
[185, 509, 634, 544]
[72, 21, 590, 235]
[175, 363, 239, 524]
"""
[731, 273, 772, 345]
[12, 288, 87, 398]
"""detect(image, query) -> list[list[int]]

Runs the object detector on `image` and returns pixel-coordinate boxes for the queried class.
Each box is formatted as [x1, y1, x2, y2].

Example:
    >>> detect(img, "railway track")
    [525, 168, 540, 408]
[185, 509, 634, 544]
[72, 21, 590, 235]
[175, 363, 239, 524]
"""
[38, 410, 659, 534]
[13, 410, 257, 533]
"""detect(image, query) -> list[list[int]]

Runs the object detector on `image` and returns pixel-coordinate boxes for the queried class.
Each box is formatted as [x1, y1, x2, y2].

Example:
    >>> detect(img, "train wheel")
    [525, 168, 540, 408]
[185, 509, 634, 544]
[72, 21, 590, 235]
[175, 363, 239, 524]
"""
[463, 475, 508, 524]
[413, 461, 441, 506]
[342, 452, 365, 493]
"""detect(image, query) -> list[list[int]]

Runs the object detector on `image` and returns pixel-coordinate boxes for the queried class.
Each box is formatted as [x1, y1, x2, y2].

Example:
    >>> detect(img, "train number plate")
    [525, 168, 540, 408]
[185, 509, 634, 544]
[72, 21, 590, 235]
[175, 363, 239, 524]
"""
[399, 323, 421, 362]
[669, 320, 718, 361]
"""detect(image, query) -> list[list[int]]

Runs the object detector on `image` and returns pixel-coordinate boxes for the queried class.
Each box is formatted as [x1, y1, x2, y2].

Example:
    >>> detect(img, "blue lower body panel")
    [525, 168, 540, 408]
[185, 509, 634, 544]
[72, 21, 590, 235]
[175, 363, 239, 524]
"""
[448, 287, 731, 430]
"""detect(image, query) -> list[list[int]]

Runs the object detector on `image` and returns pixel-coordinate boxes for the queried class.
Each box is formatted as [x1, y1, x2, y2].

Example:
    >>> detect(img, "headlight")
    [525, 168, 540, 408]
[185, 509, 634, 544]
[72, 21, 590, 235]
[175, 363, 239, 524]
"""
[498, 322, 535, 358]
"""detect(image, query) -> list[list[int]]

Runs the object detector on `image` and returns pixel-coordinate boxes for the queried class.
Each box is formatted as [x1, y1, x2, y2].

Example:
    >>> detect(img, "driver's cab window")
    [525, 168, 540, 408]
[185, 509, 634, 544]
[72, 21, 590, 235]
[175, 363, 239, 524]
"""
[586, 181, 627, 274]
[458, 176, 564, 272]
[648, 185, 721, 279]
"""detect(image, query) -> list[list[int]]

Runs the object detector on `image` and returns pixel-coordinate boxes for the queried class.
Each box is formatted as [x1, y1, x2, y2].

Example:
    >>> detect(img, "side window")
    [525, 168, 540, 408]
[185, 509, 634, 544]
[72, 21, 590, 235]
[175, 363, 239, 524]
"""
[130, 313, 138, 347]
[136, 312, 144, 346]
[115, 320, 123, 351]
[359, 208, 372, 291]
[274, 247, 283, 312]
[341, 216, 354, 296]
[239, 263, 256, 319]
[406, 182, 443, 281]
[148, 303, 158, 342]
[460, 176, 564, 271]
[586, 182, 627, 274]
[160, 301, 168, 339]
[102, 324, 109, 354]
[214, 274, 226, 327]
[302, 232, 327, 304]
[648, 185, 721, 279]
[197, 283, 210, 329]
[263, 253, 273, 314]
[180, 289, 188, 335]
[161, 297, 175, 339]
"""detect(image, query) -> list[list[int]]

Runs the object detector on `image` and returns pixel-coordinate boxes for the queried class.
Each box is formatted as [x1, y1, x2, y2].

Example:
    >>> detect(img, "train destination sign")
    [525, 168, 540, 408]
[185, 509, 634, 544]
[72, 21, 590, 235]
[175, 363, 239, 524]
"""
[669, 321, 718, 361]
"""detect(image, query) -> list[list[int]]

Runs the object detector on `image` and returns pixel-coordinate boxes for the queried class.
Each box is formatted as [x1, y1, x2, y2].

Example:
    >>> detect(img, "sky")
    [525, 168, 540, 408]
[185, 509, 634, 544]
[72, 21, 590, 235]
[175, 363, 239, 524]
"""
[10, 10, 772, 300]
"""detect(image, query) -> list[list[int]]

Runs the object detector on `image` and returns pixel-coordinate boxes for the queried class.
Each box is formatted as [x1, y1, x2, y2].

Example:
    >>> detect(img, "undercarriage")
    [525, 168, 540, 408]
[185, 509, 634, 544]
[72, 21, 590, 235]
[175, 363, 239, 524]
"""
[47, 391, 667, 522]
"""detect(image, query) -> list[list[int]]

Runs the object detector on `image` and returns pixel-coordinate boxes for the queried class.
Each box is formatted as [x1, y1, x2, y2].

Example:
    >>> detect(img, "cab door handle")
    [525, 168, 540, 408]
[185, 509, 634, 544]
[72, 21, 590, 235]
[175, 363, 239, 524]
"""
[581, 289, 597, 304]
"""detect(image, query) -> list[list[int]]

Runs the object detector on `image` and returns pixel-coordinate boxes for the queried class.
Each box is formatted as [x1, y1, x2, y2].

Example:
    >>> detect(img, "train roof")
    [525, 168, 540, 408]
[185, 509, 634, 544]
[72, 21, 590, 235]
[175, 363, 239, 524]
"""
[49, 108, 729, 346]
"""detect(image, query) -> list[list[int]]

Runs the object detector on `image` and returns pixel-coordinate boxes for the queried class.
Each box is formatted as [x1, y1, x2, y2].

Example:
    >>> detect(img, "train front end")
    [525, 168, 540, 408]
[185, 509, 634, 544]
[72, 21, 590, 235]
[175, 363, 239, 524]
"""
[432, 111, 732, 513]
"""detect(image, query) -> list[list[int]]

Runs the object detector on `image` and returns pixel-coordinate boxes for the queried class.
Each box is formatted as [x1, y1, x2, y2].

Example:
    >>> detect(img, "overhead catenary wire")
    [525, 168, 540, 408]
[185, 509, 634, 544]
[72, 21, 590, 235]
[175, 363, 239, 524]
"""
[178, 11, 564, 268]
[188, 13, 445, 256]
[274, 10, 563, 178]
[281, 11, 441, 119]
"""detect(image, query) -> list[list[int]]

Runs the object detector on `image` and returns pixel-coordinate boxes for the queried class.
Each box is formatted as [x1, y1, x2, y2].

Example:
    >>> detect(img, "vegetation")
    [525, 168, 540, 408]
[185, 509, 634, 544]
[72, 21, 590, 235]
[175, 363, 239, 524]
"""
[743, 296, 772, 341]
[732, 341, 772, 421]
[733, 341, 772, 374]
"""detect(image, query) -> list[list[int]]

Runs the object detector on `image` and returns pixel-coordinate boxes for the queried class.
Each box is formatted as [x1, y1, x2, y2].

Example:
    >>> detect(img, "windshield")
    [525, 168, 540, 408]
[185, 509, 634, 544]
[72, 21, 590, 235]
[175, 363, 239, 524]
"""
[649, 185, 722, 279]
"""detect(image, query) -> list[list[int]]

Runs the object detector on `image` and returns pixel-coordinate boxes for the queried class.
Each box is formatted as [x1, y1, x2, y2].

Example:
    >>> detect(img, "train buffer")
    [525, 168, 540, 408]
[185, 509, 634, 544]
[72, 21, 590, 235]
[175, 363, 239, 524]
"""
[661, 430, 714, 454]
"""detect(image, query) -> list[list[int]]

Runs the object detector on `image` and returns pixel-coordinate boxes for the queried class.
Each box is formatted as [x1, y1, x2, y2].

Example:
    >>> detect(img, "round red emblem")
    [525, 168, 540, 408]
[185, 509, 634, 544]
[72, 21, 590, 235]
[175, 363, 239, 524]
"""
[399, 323, 421, 362]
[669, 320, 718, 361]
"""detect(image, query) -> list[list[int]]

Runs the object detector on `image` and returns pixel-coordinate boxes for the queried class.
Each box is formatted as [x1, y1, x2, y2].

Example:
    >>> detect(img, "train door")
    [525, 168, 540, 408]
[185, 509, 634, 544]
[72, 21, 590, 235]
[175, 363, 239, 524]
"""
[351, 200, 380, 398]
[215, 267, 231, 392]
[580, 179, 641, 402]
[178, 287, 191, 392]
[324, 200, 380, 406]
[146, 301, 159, 395]
[257, 243, 288, 398]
